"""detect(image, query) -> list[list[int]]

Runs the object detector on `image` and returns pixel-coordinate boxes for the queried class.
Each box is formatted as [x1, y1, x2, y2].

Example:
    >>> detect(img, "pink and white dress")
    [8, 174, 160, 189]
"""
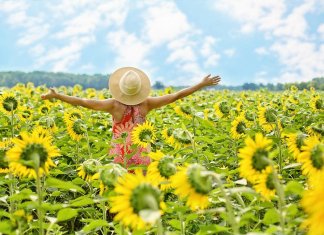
[109, 103, 151, 168]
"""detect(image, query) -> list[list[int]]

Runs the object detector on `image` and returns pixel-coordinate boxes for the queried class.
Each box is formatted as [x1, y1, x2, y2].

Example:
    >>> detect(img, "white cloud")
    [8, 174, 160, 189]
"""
[270, 40, 324, 83]
[212, 0, 323, 83]
[106, 30, 151, 70]
[255, 47, 268, 55]
[318, 24, 324, 40]
[224, 48, 235, 57]
[141, 1, 191, 46]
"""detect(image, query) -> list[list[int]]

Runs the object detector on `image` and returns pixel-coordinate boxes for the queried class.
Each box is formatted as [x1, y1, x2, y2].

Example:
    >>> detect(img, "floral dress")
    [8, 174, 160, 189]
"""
[109, 103, 151, 168]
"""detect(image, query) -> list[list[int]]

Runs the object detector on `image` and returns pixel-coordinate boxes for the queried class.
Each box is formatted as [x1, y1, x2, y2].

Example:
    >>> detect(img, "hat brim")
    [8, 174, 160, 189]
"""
[109, 67, 151, 105]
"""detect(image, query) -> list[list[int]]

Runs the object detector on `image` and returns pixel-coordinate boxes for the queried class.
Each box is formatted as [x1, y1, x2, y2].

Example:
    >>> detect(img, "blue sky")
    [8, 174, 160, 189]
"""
[0, 0, 323, 86]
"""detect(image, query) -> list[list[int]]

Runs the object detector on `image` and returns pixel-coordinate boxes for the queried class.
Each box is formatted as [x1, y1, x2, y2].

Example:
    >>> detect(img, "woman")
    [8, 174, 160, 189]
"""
[41, 67, 221, 168]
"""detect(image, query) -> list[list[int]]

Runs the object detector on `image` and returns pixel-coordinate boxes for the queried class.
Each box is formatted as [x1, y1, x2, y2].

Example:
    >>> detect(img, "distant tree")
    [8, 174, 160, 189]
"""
[152, 81, 165, 90]
[242, 83, 258, 90]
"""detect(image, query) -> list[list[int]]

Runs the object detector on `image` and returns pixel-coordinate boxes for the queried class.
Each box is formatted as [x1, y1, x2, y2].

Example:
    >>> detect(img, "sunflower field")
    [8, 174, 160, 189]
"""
[0, 82, 323, 235]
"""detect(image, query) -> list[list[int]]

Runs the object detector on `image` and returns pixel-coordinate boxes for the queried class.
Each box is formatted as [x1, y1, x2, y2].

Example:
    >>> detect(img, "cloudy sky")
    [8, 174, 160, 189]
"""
[0, 0, 323, 86]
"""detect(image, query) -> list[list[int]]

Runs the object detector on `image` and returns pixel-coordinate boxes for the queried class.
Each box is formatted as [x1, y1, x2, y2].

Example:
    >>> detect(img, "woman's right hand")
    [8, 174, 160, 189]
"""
[41, 88, 57, 100]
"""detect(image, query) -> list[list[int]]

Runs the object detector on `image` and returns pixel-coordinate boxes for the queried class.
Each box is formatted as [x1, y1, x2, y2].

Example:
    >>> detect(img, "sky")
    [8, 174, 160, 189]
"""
[0, 0, 323, 86]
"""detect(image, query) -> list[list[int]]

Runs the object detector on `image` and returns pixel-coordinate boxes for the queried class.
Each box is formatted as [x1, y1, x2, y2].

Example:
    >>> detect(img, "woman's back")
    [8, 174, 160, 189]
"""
[110, 101, 151, 168]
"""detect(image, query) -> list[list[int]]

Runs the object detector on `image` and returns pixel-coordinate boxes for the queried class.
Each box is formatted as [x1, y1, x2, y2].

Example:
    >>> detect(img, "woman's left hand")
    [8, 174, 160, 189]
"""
[201, 74, 221, 87]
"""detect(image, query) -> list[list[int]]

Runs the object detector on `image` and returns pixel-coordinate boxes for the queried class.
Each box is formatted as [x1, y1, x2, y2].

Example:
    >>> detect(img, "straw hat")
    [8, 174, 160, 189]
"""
[109, 67, 151, 105]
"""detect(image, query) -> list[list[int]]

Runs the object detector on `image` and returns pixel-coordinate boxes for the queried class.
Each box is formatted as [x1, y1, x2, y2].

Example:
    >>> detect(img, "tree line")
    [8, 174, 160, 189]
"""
[0, 71, 323, 91]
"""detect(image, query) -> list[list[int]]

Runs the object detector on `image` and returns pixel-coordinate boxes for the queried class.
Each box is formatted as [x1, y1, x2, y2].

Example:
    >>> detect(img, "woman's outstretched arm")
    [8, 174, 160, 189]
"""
[41, 88, 114, 112]
[147, 74, 221, 111]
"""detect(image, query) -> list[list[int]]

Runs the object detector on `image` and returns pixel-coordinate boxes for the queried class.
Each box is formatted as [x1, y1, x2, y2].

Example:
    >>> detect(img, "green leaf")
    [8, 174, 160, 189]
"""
[70, 196, 94, 207]
[46, 177, 85, 193]
[0, 221, 12, 234]
[57, 208, 78, 222]
[185, 213, 198, 222]
[285, 181, 304, 196]
[197, 224, 229, 234]
[169, 219, 181, 230]
[82, 219, 109, 232]
[263, 208, 280, 225]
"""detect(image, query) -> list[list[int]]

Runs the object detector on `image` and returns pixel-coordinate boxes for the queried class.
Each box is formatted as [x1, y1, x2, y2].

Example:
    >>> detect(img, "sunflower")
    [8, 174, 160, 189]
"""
[231, 115, 249, 139]
[147, 151, 176, 191]
[306, 124, 323, 138]
[253, 167, 276, 201]
[301, 183, 324, 235]
[285, 133, 307, 159]
[0, 92, 19, 115]
[63, 108, 83, 125]
[174, 105, 193, 119]
[109, 170, 165, 230]
[38, 101, 52, 115]
[99, 163, 127, 195]
[6, 132, 60, 178]
[171, 128, 192, 150]
[66, 118, 86, 141]
[171, 164, 215, 210]
[310, 96, 323, 112]
[77, 159, 101, 182]
[258, 106, 280, 132]
[214, 101, 230, 119]
[131, 121, 156, 148]
[298, 136, 324, 183]
[162, 127, 175, 146]
[238, 133, 273, 183]
[19, 106, 33, 121]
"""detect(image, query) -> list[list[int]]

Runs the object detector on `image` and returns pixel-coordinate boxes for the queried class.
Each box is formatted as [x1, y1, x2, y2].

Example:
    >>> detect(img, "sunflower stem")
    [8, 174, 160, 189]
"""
[214, 176, 239, 234]
[102, 201, 108, 235]
[178, 211, 186, 235]
[8, 109, 16, 214]
[275, 120, 283, 174]
[157, 218, 164, 235]
[36, 172, 44, 235]
[268, 160, 286, 234]
[85, 130, 92, 158]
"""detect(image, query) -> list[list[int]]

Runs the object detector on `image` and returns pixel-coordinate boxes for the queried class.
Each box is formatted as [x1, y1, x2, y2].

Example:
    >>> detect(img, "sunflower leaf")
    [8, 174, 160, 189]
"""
[46, 177, 85, 194]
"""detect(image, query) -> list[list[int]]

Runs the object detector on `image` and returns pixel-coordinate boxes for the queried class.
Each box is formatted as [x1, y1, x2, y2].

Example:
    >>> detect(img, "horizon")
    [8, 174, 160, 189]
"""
[1, 0, 323, 86]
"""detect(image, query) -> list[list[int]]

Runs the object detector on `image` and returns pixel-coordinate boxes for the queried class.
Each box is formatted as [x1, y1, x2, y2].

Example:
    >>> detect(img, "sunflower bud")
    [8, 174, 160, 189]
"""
[100, 163, 127, 187]
[157, 156, 176, 178]
[187, 164, 216, 195]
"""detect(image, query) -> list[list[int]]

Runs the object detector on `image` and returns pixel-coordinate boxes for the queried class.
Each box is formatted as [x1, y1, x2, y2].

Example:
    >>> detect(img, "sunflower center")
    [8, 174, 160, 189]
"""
[236, 121, 246, 134]
[157, 156, 176, 179]
[139, 129, 153, 142]
[315, 99, 322, 110]
[252, 149, 269, 171]
[187, 164, 214, 195]
[310, 144, 324, 170]
[219, 101, 230, 114]
[180, 105, 192, 115]
[21, 143, 48, 168]
[166, 128, 173, 137]
[296, 134, 306, 150]
[3, 96, 18, 112]
[131, 184, 161, 214]
[41, 106, 49, 114]
[0, 150, 9, 168]
[265, 172, 275, 190]
[173, 129, 191, 144]
[265, 108, 277, 123]
[73, 120, 86, 135]
[22, 110, 31, 119]
[70, 112, 82, 119]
